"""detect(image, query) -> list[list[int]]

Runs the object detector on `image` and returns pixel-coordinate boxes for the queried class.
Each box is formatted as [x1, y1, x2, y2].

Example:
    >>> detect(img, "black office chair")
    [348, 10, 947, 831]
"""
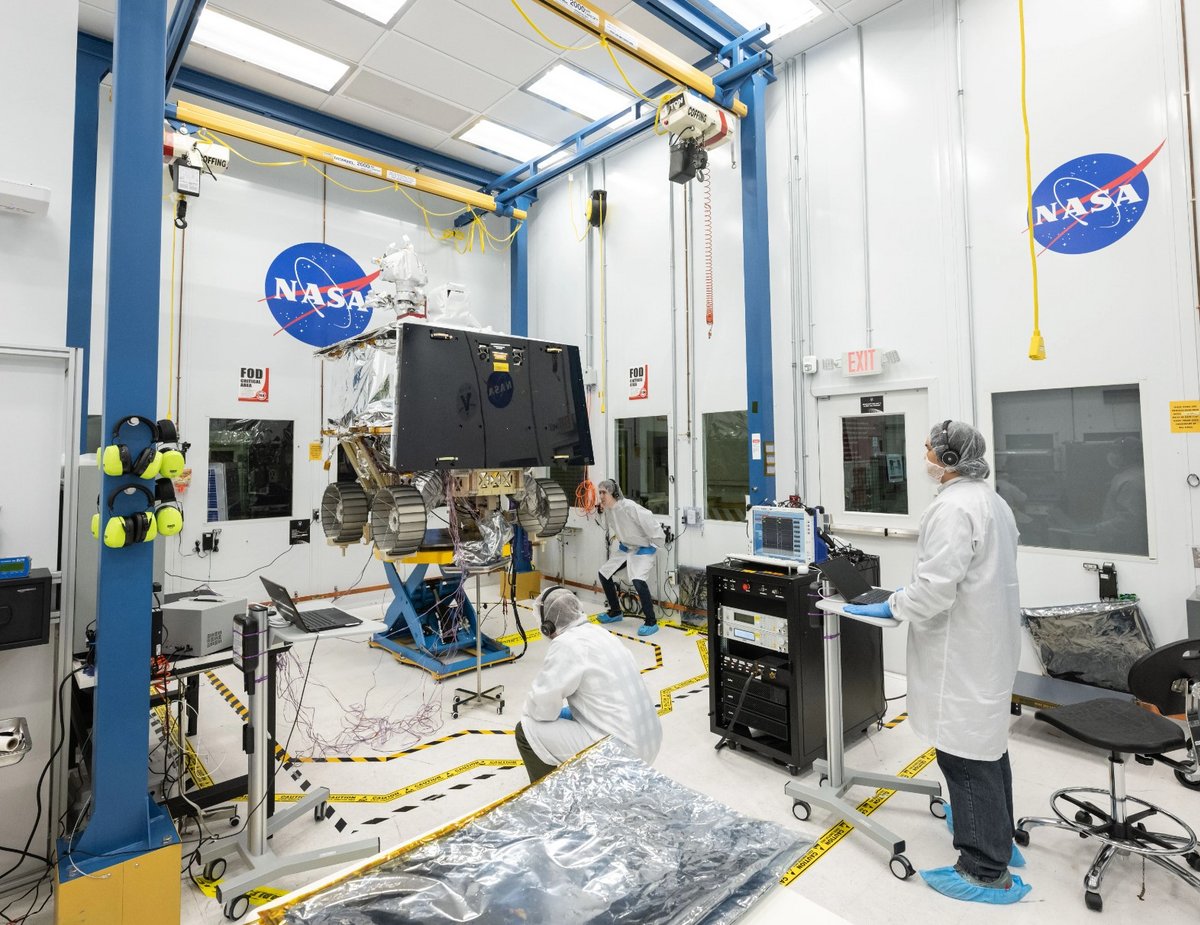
[1016, 638, 1200, 912]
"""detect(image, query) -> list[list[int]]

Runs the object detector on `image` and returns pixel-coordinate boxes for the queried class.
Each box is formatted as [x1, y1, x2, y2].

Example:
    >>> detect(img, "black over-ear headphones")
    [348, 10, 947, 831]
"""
[92, 484, 159, 548]
[935, 419, 960, 468]
[538, 585, 566, 638]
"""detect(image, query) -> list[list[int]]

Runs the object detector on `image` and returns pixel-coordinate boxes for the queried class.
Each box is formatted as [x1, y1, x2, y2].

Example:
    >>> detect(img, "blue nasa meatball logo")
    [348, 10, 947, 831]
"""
[263, 243, 379, 347]
[486, 371, 514, 408]
[1029, 143, 1163, 255]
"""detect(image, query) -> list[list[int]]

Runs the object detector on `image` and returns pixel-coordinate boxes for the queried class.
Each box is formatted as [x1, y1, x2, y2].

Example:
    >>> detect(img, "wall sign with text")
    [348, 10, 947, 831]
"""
[629, 365, 648, 400]
[238, 366, 269, 403]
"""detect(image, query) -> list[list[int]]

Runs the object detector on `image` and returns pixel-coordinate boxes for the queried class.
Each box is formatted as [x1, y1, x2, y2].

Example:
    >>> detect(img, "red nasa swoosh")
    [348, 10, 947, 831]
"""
[261, 270, 381, 335]
[1025, 140, 1165, 255]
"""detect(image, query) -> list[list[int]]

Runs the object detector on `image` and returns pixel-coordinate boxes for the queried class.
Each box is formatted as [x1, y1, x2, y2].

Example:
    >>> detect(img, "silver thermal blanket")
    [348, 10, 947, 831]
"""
[262, 738, 809, 925]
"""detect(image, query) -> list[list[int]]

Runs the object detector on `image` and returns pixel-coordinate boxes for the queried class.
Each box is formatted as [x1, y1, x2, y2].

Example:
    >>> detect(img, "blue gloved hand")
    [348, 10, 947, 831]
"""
[844, 600, 893, 618]
[559, 706, 573, 720]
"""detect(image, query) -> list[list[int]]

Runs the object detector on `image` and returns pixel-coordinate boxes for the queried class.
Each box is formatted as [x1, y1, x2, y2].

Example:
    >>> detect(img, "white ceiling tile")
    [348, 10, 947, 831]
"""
[213, 0, 386, 61]
[485, 90, 590, 143]
[837, 0, 906, 23]
[394, 0, 555, 86]
[342, 69, 472, 133]
[178, 45, 334, 107]
[436, 135, 525, 174]
[609, 4, 710, 67]
[364, 31, 506, 111]
[78, 4, 114, 40]
[319, 95, 452, 151]
[571, 43, 664, 97]
[453, 0, 589, 48]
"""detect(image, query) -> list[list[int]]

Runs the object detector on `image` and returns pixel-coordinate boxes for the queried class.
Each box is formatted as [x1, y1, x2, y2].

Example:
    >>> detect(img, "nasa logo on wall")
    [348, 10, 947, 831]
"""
[486, 371, 514, 408]
[1030, 142, 1163, 255]
[262, 243, 380, 347]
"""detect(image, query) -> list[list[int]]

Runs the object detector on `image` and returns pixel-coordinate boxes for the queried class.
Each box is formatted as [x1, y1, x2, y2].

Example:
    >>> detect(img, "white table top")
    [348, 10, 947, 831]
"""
[815, 595, 901, 628]
[268, 617, 386, 644]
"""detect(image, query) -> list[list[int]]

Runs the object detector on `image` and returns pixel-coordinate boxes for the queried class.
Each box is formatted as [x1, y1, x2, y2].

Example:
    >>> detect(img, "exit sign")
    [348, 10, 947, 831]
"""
[844, 348, 881, 376]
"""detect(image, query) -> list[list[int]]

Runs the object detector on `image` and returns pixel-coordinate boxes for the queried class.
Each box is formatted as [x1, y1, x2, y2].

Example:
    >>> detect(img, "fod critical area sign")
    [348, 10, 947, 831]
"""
[629, 364, 648, 400]
[238, 366, 269, 403]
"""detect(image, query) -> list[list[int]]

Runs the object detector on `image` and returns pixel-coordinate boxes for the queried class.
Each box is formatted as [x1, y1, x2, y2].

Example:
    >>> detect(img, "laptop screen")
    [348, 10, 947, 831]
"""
[260, 576, 301, 624]
[749, 506, 813, 565]
[816, 555, 873, 600]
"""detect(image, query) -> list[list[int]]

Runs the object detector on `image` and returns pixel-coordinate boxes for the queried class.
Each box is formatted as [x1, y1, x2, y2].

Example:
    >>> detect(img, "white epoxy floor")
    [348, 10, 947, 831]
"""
[9, 582, 1199, 923]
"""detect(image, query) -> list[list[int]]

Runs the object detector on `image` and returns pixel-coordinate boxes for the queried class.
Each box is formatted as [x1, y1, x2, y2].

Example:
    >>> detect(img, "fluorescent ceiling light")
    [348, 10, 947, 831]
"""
[527, 64, 632, 121]
[459, 120, 551, 163]
[714, 0, 822, 43]
[332, 0, 412, 25]
[191, 9, 349, 91]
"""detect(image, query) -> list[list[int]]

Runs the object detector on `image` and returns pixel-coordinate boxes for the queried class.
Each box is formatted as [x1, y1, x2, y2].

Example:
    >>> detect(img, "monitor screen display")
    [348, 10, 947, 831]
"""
[749, 506, 812, 564]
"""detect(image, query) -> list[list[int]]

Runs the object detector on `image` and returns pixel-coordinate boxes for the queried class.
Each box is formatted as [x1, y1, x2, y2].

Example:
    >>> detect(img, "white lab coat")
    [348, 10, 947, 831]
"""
[519, 621, 663, 766]
[599, 498, 661, 583]
[889, 477, 1021, 761]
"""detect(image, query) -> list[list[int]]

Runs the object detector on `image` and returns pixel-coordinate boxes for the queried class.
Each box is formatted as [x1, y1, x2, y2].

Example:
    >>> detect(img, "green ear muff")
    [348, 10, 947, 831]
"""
[154, 478, 184, 536]
[134, 448, 163, 480]
[102, 443, 131, 477]
[101, 483, 159, 548]
[159, 448, 185, 480]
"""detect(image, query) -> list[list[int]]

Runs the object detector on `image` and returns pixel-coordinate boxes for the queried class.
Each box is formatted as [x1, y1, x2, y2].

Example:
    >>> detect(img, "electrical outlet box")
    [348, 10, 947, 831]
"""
[0, 178, 51, 218]
[202, 531, 216, 552]
[801, 355, 819, 374]
[683, 507, 703, 525]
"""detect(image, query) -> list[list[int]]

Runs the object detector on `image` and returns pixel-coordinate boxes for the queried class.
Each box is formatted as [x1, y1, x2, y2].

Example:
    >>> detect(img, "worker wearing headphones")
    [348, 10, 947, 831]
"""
[514, 586, 662, 784]
[845, 420, 1029, 905]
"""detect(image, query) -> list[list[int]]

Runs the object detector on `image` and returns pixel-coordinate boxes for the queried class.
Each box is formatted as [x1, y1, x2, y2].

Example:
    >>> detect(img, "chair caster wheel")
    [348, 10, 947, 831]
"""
[792, 800, 811, 822]
[929, 796, 948, 819]
[1075, 810, 1092, 825]
[202, 857, 226, 881]
[787, 765, 799, 776]
[224, 894, 249, 920]
[1085, 890, 1102, 912]
[817, 775, 828, 787]
[314, 800, 328, 822]
[229, 816, 240, 828]
[1014, 828, 1030, 847]
[889, 854, 915, 880]
[1186, 852, 1200, 872]
[1174, 768, 1200, 791]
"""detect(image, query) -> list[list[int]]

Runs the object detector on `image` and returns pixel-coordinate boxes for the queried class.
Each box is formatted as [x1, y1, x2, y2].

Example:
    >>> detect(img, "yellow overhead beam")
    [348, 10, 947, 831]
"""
[529, 0, 748, 118]
[171, 100, 528, 221]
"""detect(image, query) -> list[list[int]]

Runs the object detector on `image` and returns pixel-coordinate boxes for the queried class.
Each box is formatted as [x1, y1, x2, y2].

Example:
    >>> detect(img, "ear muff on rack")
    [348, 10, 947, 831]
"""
[155, 419, 187, 479]
[153, 478, 184, 536]
[100, 483, 159, 548]
[538, 585, 566, 638]
[935, 419, 960, 468]
[99, 415, 163, 480]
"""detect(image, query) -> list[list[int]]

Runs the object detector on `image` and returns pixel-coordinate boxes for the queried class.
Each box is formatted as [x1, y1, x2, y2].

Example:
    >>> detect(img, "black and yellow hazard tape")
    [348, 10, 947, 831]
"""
[294, 728, 515, 764]
[778, 747, 937, 886]
[193, 878, 288, 906]
[271, 758, 522, 806]
[657, 672, 709, 716]
[883, 712, 908, 729]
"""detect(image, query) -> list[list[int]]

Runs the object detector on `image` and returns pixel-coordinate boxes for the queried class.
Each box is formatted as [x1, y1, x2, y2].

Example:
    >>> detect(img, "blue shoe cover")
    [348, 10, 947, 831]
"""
[637, 623, 659, 637]
[944, 804, 1026, 867]
[919, 866, 1031, 904]
[596, 612, 624, 624]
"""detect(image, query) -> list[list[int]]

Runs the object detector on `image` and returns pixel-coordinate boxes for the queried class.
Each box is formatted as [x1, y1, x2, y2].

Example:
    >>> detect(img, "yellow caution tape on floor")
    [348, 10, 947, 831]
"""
[150, 704, 215, 790]
[779, 747, 937, 886]
[657, 672, 709, 716]
[192, 877, 288, 905]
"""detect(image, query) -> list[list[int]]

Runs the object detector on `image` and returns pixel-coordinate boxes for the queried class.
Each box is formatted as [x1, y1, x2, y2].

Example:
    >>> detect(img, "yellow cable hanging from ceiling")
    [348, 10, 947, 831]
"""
[1018, 0, 1045, 361]
[510, 0, 598, 50]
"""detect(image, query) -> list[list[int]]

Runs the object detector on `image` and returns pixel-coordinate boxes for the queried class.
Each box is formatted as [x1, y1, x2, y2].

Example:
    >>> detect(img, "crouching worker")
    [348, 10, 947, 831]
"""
[514, 586, 663, 784]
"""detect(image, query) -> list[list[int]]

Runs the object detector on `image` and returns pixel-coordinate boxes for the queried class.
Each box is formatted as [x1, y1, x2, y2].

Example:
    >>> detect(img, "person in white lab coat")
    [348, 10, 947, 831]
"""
[595, 479, 662, 637]
[514, 586, 662, 783]
[845, 420, 1031, 904]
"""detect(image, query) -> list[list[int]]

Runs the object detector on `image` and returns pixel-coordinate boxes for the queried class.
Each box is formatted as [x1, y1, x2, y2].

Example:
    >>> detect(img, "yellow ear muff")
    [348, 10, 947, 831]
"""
[102, 444, 128, 477]
[155, 504, 183, 537]
[103, 516, 127, 549]
[91, 513, 100, 539]
[143, 513, 158, 542]
[159, 449, 185, 480]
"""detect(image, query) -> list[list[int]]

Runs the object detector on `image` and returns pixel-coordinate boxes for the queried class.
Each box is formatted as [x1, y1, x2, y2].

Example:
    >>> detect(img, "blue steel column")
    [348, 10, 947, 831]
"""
[73, 0, 176, 866]
[65, 43, 111, 452]
[740, 72, 776, 505]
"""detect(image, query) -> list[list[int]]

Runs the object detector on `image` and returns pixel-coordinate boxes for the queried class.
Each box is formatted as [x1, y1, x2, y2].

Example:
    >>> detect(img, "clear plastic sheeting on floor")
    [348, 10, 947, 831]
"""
[1021, 598, 1156, 692]
[261, 738, 809, 925]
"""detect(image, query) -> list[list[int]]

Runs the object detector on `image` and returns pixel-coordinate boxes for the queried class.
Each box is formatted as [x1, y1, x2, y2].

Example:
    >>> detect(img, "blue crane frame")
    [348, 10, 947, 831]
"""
[65, 0, 778, 870]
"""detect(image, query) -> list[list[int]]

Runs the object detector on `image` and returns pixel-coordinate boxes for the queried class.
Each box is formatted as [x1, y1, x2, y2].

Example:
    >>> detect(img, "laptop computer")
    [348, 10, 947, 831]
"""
[817, 556, 893, 605]
[260, 576, 362, 633]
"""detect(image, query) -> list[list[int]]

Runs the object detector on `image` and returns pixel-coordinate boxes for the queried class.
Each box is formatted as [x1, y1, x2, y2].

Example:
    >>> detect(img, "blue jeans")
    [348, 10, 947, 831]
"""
[936, 749, 1015, 882]
[598, 564, 656, 625]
